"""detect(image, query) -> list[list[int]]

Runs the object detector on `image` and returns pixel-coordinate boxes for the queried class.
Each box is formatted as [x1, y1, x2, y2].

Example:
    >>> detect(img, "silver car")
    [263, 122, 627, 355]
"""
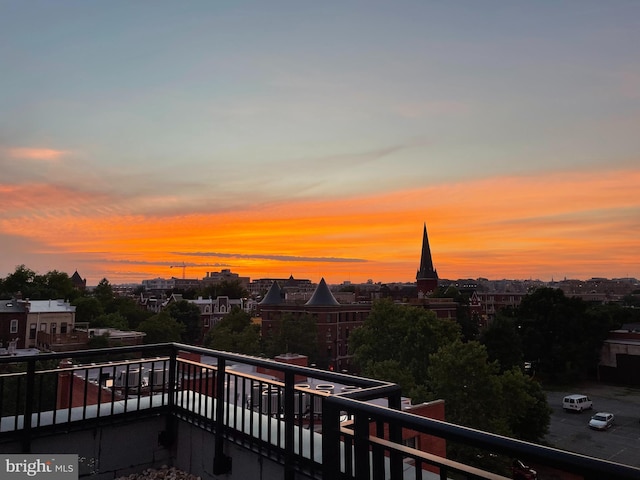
[588, 412, 614, 430]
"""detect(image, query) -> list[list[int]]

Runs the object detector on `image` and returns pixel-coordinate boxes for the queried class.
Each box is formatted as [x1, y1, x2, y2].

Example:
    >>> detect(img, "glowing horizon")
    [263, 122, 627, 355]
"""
[1, 166, 638, 286]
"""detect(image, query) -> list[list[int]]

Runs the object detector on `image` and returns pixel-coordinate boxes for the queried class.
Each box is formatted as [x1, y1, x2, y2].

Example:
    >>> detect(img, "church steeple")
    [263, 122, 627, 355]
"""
[416, 223, 438, 297]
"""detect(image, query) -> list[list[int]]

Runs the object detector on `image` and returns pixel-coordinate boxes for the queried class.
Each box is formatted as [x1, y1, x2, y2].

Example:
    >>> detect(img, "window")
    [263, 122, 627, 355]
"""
[61, 323, 68, 334]
[51, 323, 57, 335]
[40, 323, 47, 332]
[29, 324, 36, 339]
[10, 319, 18, 334]
[402, 436, 417, 449]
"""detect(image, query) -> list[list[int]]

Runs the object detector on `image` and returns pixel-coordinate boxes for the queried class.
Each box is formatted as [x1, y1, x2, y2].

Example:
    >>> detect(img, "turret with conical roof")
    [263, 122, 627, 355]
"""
[416, 223, 438, 297]
[305, 278, 340, 306]
[260, 281, 284, 305]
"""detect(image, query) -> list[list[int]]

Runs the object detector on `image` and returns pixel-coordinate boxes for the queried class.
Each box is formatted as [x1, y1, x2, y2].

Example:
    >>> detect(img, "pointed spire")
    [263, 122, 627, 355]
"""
[305, 278, 340, 306]
[416, 223, 438, 296]
[417, 223, 437, 280]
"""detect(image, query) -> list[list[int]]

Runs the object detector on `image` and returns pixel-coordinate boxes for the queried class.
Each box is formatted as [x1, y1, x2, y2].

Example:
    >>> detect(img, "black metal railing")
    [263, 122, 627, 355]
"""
[0, 343, 639, 480]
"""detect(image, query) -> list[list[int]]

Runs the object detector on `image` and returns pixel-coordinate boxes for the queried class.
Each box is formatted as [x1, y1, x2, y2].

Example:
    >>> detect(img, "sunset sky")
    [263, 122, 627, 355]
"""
[1, 1, 639, 286]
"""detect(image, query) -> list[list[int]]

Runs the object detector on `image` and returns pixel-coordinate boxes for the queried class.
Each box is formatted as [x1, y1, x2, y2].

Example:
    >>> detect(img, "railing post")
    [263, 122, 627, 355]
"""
[353, 411, 371, 480]
[159, 345, 178, 448]
[213, 357, 232, 475]
[322, 396, 341, 480]
[284, 371, 295, 480]
[387, 388, 403, 480]
[168, 346, 177, 410]
[21, 358, 36, 453]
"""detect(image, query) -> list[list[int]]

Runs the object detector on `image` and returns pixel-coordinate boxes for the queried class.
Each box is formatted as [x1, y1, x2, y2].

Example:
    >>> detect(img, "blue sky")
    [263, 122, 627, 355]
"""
[1, 1, 639, 284]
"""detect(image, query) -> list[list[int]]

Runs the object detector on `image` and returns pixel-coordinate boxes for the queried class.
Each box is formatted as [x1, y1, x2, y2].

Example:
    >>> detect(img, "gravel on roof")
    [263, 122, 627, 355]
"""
[115, 465, 201, 480]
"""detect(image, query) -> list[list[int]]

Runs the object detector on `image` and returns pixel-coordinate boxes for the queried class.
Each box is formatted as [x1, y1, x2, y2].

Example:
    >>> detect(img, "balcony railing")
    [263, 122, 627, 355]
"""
[0, 343, 638, 480]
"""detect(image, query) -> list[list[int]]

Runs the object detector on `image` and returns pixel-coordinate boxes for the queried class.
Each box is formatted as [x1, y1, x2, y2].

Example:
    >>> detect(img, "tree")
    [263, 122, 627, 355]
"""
[93, 278, 114, 306]
[167, 300, 202, 344]
[498, 368, 550, 443]
[198, 280, 249, 299]
[204, 308, 260, 356]
[480, 314, 523, 373]
[1, 265, 37, 297]
[105, 296, 152, 330]
[428, 340, 506, 434]
[262, 313, 318, 362]
[427, 340, 550, 471]
[138, 312, 184, 344]
[349, 299, 460, 401]
[87, 333, 111, 349]
[90, 312, 129, 330]
[37, 270, 77, 301]
[515, 287, 619, 381]
[73, 297, 104, 324]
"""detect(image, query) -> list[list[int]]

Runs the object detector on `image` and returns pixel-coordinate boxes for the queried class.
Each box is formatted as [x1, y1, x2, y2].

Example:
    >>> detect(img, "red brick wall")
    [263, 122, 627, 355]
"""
[367, 400, 446, 475]
[56, 367, 117, 409]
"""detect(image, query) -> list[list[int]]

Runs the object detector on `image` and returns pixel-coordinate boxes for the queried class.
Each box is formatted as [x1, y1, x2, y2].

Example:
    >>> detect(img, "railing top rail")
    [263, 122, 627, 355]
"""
[328, 395, 640, 480]
[171, 343, 395, 389]
[0, 343, 175, 364]
[0, 343, 396, 392]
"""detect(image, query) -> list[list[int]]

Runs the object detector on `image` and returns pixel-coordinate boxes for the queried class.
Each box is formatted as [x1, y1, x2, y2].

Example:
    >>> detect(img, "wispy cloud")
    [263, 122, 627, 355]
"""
[6, 147, 70, 161]
[175, 251, 368, 263]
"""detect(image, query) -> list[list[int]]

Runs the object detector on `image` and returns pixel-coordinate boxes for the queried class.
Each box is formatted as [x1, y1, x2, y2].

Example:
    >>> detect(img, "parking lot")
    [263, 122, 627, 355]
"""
[545, 384, 640, 469]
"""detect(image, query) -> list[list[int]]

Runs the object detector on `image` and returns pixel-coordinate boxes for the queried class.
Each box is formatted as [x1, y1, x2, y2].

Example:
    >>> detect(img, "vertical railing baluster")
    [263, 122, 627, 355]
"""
[284, 371, 295, 480]
[21, 359, 36, 452]
[52, 370, 58, 425]
[388, 388, 403, 480]
[82, 368, 89, 420]
[36, 373, 44, 427]
[373, 419, 385, 480]
[66, 365, 74, 425]
[96, 366, 102, 417]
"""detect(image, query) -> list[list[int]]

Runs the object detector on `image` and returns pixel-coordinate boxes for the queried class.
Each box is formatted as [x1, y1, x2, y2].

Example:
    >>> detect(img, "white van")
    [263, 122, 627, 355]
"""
[563, 394, 593, 412]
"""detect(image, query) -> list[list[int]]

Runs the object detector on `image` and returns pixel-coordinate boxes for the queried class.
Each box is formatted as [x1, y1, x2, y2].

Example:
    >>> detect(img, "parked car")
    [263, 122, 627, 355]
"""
[512, 459, 538, 480]
[589, 412, 614, 430]
[563, 394, 593, 412]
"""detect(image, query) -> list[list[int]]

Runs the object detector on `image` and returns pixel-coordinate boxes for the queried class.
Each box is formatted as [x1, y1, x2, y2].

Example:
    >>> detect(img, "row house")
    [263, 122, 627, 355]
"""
[0, 299, 28, 349]
[27, 299, 76, 349]
[165, 294, 255, 342]
[0, 299, 76, 350]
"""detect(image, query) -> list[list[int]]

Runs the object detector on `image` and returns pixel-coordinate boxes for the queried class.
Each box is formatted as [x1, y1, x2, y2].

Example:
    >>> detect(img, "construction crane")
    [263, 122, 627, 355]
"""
[170, 263, 187, 279]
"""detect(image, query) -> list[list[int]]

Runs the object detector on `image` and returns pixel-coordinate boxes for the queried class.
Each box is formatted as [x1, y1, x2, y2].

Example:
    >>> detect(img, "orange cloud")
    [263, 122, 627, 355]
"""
[7, 147, 69, 161]
[1, 167, 639, 285]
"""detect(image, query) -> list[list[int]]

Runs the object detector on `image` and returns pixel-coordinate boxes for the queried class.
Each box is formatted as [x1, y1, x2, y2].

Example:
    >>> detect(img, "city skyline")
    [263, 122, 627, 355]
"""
[1, 2, 639, 285]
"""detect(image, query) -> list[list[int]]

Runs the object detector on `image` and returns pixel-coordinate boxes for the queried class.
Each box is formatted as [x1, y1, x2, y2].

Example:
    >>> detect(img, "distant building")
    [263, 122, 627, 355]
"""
[202, 269, 250, 290]
[259, 278, 370, 372]
[142, 277, 176, 292]
[0, 299, 28, 349]
[250, 275, 314, 298]
[598, 324, 640, 386]
[70, 270, 87, 290]
[25, 299, 76, 349]
[165, 294, 253, 343]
